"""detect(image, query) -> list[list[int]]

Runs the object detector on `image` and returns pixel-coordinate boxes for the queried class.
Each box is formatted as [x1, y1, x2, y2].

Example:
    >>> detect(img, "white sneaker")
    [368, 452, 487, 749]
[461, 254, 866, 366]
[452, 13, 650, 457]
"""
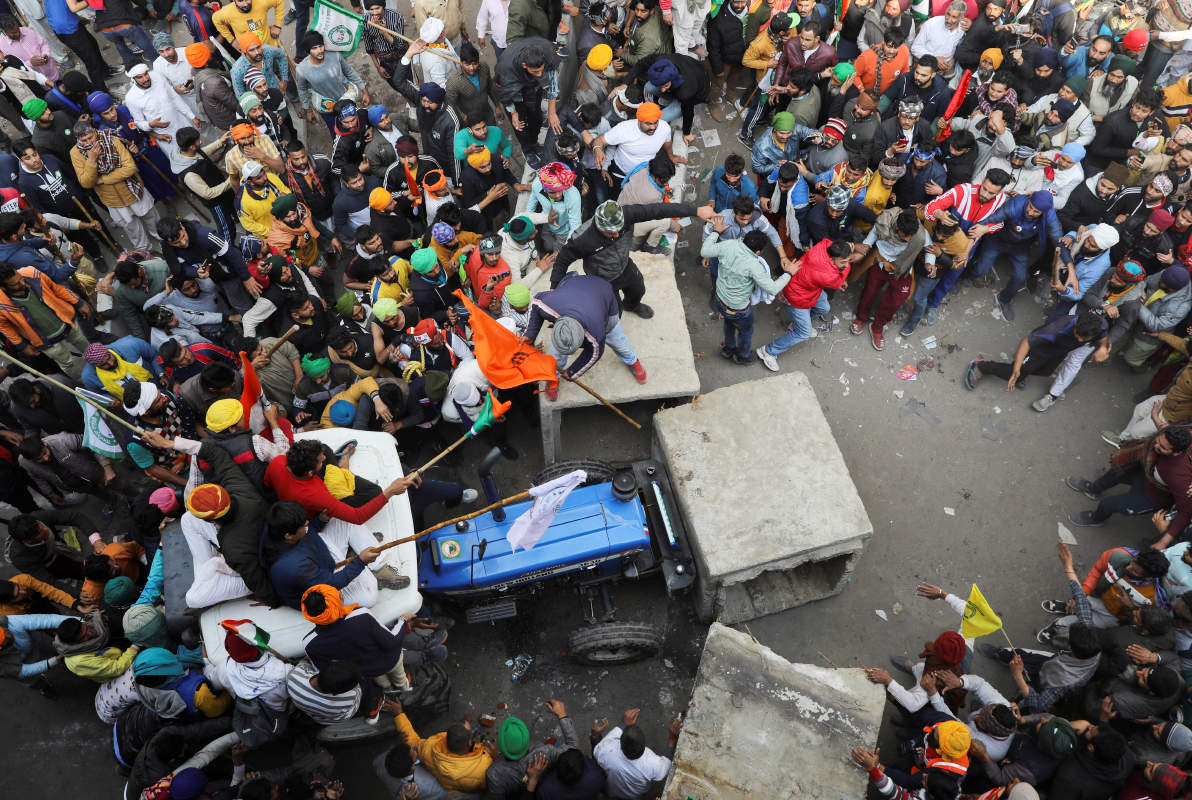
[1031, 393, 1060, 412]
[462, 488, 479, 503]
[756, 347, 779, 372]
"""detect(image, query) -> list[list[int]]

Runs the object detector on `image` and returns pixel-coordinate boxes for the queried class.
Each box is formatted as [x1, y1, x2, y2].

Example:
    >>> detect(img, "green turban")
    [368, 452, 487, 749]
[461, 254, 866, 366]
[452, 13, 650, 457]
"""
[21, 98, 47, 121]
[1109, 55, 1136, 76]
[124, 604, 170, 649]
[498, 717, 530, 760]
[833, 62, 855, 83]
[271, 192, 298, 217]
[503, 282, 530, 307]
[301, 353, 331, 377]
[1063, 74, 1088, 97]
[772, 112, 796, 132]
[411, 247, 439, 274]
[372, 297, 401, 321]
[103, 576, 138, 607]
[335, 291, 359, 317]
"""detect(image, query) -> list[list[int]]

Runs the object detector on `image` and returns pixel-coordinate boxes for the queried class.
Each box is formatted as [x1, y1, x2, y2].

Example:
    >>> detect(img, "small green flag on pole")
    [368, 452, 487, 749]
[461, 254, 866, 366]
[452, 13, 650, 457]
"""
[309, 0, 365, 52]
[467, 390, 511, 437]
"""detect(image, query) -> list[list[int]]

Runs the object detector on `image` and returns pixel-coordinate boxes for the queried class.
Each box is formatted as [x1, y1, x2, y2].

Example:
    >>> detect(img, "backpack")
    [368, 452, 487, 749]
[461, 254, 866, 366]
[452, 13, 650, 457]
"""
[398, 662, 451, 726]
[233, 695, 290, 748]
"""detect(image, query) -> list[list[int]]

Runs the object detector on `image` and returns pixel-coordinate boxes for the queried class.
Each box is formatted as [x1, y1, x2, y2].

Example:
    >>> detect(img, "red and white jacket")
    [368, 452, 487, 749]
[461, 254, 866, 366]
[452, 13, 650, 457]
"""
[925, 183, 1007, 233]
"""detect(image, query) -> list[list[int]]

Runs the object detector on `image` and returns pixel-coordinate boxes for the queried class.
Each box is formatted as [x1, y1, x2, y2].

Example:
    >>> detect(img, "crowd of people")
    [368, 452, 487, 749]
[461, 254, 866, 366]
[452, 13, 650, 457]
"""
[0, 0, 1191, 795]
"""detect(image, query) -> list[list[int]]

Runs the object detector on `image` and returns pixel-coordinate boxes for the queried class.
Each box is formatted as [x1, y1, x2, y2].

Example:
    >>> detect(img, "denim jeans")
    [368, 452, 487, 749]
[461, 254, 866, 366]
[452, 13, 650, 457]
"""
[548, 317, 637, 369]
[765, 294, 830, 357]
[100, 24, 157, 66]
[1089, 468, 1159, 522]
[644, 82, 684, 124]
[905, 273, 942, 328]
[715, 298, 754, 357]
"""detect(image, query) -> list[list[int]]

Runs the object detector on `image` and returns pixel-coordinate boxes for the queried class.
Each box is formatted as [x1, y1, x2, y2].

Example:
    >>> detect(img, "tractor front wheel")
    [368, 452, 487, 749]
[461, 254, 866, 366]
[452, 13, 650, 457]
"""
[534, 459, 616, 487]
[567, 622, 663, 665]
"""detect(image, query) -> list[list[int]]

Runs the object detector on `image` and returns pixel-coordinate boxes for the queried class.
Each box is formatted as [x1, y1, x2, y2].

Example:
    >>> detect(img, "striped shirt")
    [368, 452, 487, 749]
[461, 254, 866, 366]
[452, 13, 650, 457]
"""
[362, 9, 408, 56]
[285, 658, 361, 724]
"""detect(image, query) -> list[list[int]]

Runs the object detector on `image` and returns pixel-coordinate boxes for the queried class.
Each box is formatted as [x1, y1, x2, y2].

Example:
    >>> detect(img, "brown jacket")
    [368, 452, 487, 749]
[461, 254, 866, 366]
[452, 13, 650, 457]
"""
[71, 136, 141, 209]
[1155, 333, 1192, 424]
[266, 205, 320, 267]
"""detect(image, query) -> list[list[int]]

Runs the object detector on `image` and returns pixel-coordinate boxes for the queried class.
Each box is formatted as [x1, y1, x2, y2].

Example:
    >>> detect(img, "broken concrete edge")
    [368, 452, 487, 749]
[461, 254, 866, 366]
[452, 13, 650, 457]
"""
[663, 622, 884, 800]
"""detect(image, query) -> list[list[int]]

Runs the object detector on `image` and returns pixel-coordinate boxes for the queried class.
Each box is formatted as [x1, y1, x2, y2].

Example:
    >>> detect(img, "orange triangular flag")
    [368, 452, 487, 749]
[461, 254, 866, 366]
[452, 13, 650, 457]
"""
[454, 290, 558, 389]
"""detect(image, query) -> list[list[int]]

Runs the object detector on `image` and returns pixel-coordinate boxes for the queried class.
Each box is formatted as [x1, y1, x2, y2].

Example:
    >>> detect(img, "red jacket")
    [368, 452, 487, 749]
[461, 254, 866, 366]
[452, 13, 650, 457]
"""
[263, 455, 390, 525]
[781, 240, 850, 308]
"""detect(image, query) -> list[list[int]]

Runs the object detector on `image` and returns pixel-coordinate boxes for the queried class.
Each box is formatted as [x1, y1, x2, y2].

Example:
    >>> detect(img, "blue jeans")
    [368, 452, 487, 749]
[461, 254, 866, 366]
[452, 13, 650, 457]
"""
[983, 238, 1034, 305]
[644, 82, 683, 124]
[548, 317, 637, 369]
[408, 478, 464, 529]
[716, 298, 754, 357]
[100, 24, 157, 66]
[905, 273, 942, 328]
[294, 1, 313, 59]
[927, 239, 982, 308]
[765, 294, 830, 357]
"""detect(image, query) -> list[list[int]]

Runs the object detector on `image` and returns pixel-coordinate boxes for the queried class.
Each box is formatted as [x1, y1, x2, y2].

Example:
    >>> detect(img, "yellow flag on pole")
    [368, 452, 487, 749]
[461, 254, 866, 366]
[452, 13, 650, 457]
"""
[961, 584, 1003, 638]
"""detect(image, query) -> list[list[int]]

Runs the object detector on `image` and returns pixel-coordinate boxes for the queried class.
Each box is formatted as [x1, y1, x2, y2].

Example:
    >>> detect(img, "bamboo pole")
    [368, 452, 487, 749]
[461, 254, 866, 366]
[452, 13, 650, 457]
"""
[564, 374, 642, 430]
[364, 19, 465, 66]
[0, 350, 148, 436]
[408, 427, 472, 478]
[334, 488, 533, 567]
[1001, 627, 1029, 684]
[19, 193, 67, 264]
[265, 325, 301, 358]
[70, 197, 119, 252]
[132, 148, 209, 221]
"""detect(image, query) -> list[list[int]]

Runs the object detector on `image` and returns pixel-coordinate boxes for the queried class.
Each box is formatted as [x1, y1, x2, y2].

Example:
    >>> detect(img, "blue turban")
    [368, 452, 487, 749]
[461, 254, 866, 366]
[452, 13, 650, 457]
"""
[647, 58, 683, 89]
[132, 647, 185, 681]
[1050, 98, 1076, 122]
[1061, 142, 1086, 162]
[1162, 265, 1191, 290]
[367, 104, 387, 126]
[1034, 47, 1059, 69]
[1029, 190, 1053, 212]
[419, 82, 445, 103]
[239, 233, 264, 262]
[87, 91, 114, 113]
[168, 768, 207, 800]
[337, 102, 358, 122]
[328, 399, 356, 426]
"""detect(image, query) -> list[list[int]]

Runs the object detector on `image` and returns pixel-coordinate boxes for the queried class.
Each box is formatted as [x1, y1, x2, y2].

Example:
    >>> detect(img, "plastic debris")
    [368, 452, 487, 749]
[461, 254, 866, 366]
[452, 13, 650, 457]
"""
[839, 372, 849, 385]
[922, 335, 938, 349]
[510, 654, 533, 682]
[892, 602, 904, 615]
[893, 390, 904, 399]
[844, 358, 858, 367]
[480, 713, 496, 727]
[899, 398, 940, 424]
[1058, 522, 1077, 545]
[700, 129, 721, 147]
[896, 363, 918, 380]
[980, 413, 1008, 442]
[944, 507, 956, 516]
[875, 609, 888, 621]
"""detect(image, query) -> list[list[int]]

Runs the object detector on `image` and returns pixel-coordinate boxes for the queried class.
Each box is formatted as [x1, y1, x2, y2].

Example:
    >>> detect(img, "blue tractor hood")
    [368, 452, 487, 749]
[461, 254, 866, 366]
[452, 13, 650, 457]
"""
[418, 482, 651, 596]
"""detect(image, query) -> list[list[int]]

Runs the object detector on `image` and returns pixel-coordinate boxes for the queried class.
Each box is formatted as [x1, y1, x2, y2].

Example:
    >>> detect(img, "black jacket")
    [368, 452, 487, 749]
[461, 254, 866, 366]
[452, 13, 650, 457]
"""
[625, 53, 710, 136]
[331, 124, 368, 177]
[283, 154, 337, 220]
[198, 441, 277, 606]
[870, 117, 936, 169]
[805, 199, 876, 243]
[1048, 749, 1133, 800]
[305, 611, 406, 676]
[127, 717, 232, 799]
[707, 6, 750, 74]
[417, 104, 462, 183]
[15, 155, 86, 220]
[841, 99, 881, 166]
[1059, 181, 1116, 232]
[940, 144, 978, 187]
[955, 15, 1006, 70]
[880, 74, 951, 123]
[10, 379, 84, 435]
[1087, 108, 1141, 172]
[494, 37, 562, 110]
[551, 202, 700, 286]
[411, 270, 464, 323]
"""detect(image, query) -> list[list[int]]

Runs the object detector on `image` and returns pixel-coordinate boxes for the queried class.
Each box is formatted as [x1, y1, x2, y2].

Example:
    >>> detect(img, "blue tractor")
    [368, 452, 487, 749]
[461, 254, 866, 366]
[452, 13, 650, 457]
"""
[417, 456, 697, 665]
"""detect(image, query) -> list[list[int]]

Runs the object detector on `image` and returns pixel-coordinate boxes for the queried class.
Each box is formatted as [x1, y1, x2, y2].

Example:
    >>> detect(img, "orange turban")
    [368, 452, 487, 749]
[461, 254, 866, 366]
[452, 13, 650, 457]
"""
[0, 626, 8, 649]
[369, 187, 393, 211]
[422, 169, 447, 192]
[186, 484, 231, 520]
[231, 122, 257, 142]
[301, 584, 359, 626]
[185, 42, 211, 68]
[636, 102, 662, 123]
[239, 32, 262, 50]
[466, 147, 491, 169]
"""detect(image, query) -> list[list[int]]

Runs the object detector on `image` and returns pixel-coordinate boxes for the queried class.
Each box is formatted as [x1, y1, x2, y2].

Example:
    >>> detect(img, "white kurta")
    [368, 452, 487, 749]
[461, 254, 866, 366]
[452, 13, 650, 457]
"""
[123, 77, 199, 172]
[153, 55, 200, 120]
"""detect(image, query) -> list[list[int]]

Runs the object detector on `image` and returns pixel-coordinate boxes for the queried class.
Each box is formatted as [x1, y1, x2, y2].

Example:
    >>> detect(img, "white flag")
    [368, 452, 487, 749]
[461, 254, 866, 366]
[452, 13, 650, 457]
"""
[506, 470, 587, 552]
[76, 389, 124, 461]
[310, 0, 364, 52]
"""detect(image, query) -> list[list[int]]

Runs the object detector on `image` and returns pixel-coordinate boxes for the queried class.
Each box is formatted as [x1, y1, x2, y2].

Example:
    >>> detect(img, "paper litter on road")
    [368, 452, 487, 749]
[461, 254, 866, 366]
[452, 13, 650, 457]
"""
[943, 507, 956, 516]
[839, 372, 849, 385]
[893, 390, 904, 399]
[844, 358, 858, 367]
[700, 129, 721, 147]
[922, 335, 938, 349]
[1057, 522, 1077, 545]
[874, 609, 888, 621]
[896, 364, 918, 380]
[994, 406, 1002, 414]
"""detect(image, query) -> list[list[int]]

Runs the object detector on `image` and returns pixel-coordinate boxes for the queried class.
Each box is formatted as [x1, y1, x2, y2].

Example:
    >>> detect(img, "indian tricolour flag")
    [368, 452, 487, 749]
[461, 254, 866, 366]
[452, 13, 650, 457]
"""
[310, 0, 364, 52]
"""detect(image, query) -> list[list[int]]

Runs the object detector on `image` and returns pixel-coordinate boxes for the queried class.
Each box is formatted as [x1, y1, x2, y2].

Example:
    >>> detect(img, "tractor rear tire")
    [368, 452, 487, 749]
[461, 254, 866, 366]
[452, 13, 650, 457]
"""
[533, 459, 615, 487]
[567, 622, 663, 665]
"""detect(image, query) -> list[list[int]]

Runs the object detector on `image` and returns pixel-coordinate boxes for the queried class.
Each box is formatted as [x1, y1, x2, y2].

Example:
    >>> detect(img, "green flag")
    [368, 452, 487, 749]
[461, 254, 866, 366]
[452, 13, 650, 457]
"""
[468, 390, 511, 437]
[310, 0, 364, 52]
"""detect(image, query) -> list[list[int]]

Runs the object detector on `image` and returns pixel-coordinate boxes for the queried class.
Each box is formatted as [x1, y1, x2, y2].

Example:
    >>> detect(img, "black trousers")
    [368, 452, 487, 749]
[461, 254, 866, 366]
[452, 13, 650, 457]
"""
[978, 353, 1062, 383]
[513, 96, 545, 155]
[608, 260, 647, 311]
[56, 27, 108, 92]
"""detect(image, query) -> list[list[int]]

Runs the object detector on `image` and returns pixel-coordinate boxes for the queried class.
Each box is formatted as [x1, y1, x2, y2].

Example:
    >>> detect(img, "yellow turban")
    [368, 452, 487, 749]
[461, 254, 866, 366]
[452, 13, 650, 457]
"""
[981, 48, 1004, 69]
[934, 720, 972, 761]
[466, 147, 491, 169]
[186, 484, 231, 520]
[205, 398, 244, 433]
[369, 187, 393, 211]
[586, 44, 613, 72]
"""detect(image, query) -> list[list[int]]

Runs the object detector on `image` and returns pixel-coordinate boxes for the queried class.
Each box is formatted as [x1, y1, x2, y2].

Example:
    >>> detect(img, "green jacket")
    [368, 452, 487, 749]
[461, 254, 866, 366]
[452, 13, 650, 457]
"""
[507, 0, 552, 41]
[623, 12, 671, 68]
[702, 232, 790, 310]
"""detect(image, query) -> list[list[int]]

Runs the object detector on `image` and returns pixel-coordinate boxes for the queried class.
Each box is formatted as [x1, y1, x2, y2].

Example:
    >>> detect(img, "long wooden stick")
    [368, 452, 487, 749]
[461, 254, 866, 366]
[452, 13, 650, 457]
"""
[0, 350, 148, 436]
[19, 193, 68, 264]
[335, 488, 533, 567]
[132, 148, 209, 221]
[70, 197, 119, 252]
[564, 374, 642, 430]
[364, 19, 465, 66]
[408, 428, 471, 478]
[265, 325, 301, 358]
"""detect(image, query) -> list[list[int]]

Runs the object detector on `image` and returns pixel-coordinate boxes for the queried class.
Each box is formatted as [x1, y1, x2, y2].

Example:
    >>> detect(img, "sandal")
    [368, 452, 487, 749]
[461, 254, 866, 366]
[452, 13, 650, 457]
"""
[333, 440, 358, 459]
[964, 361, 981, 391]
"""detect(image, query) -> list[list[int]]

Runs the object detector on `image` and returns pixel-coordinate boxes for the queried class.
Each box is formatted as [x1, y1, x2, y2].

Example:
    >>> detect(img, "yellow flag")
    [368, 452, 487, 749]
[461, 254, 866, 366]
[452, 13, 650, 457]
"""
[961, 584, 1003, 639]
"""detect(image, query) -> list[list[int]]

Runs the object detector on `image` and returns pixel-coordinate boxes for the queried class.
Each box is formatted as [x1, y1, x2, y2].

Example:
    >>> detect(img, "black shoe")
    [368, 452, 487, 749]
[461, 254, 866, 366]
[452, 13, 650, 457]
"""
[499, 443, 520, 461]
[630, 303, 654, 319]
[730, 353, 754, 365]
[736, 133, 755, 149]
[1037, 623, 1059, 646]
[998, 300, 1015, 321]
[31, 675, 56, 699]
[1064, 476, 1098, 500]
[976, 642, 1009, 663]
[1067, 510, 1104, 527]
[719, 346, 735, 360]
[106, 64, 126, 76]
[1040, 599, 1067, 614]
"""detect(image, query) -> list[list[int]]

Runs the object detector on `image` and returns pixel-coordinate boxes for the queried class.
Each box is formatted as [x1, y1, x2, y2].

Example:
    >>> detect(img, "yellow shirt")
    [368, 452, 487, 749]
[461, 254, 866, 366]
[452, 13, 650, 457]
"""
[96, 354, 153, 400]
[213, 0, 286, 49]
[238, 173, 291, 239]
